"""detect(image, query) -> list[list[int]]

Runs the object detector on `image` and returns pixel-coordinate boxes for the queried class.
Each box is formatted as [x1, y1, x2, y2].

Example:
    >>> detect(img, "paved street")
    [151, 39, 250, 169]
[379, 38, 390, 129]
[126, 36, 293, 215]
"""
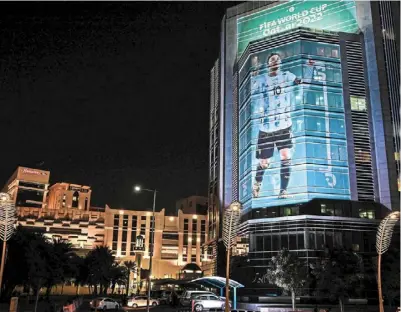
[77, 300, 180, 312]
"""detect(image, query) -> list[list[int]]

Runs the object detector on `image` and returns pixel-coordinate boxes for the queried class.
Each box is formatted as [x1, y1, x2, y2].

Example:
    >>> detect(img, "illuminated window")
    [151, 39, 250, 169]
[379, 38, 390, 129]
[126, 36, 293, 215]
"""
[359, 210, 375, 219]
[350, 96, 367, 111]
[331, 49, 339, 58]
[317, 47, 325, 56]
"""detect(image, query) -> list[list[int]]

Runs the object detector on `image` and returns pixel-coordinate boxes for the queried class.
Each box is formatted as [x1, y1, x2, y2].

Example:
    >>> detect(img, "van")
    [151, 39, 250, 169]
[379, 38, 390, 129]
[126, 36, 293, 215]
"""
[180, 290, 214, 307]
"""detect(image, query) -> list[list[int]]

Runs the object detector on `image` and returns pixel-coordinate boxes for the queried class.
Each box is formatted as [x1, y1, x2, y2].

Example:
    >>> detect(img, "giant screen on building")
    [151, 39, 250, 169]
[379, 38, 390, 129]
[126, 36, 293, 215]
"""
[238, 40, 351, 210]
[237, 0, 359, 56]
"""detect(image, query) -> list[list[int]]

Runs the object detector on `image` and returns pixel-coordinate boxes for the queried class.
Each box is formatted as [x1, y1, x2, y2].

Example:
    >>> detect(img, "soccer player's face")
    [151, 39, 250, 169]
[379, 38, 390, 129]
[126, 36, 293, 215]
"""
[269, 55, 281, 73]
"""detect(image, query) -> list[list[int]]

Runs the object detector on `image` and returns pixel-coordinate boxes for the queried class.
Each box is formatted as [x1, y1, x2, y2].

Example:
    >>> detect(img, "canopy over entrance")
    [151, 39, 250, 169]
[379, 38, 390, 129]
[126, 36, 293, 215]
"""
[190, 276, 244, 309]
[190, 276, 244, 289]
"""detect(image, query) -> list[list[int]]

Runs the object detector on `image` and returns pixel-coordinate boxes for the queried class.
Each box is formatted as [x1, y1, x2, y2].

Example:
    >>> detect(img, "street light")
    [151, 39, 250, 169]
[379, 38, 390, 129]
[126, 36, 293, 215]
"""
[222, 201, 242, 312]
[376, 211, 400, 312]
[134, 185, 157, 312]
[0, 193, 16, 296]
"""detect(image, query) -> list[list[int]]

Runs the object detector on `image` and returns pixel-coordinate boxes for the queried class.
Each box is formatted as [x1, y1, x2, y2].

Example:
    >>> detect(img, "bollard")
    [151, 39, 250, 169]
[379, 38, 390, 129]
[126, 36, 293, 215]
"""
[9, 297, 18, 312]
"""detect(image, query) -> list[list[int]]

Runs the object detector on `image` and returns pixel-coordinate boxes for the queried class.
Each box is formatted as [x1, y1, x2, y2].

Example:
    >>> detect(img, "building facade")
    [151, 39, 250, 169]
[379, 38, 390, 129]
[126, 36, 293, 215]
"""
[104, 205, 208, 279]
[3, 167, 105, 254]
[207, 0, 400, 286]
[2, 166, 208, 280]
[47, 182, 92, 211]
[3, 166, 50, 210]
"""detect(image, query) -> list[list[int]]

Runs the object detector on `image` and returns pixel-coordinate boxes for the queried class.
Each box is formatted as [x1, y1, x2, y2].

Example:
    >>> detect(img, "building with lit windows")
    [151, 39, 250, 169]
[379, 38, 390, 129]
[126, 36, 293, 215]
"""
[3, 166, 209, 280]
[104, 203, 208, 279]
[46, 182, 92, 211]
[3, 166, 50, 210]
[3, 167, 105, 254]
[207, 0, 400, 289]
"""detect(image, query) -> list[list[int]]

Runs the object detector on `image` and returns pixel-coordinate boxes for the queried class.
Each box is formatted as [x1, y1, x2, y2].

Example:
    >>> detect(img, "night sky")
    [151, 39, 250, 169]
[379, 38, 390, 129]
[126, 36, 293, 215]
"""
[0, 2, 237, 212]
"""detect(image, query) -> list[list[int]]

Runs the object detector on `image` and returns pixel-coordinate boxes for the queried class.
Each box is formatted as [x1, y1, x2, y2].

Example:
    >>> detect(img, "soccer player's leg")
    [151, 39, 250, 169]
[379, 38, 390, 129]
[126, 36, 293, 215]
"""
[277, 128, 293, 199]
[253, 132, 273, 198]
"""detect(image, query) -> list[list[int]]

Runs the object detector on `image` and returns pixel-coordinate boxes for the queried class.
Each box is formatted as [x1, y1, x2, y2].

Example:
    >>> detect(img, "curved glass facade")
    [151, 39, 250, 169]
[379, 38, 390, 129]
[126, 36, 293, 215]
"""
[238, 40, 351, 210]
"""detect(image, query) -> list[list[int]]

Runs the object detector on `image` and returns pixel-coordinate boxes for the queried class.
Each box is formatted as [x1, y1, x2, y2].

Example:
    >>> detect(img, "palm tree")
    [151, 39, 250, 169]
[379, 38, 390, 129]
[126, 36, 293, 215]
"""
[123, 261, 137, 296]
[85, 246, 115, 295]
[44, 238, 74, 297]
[110, 264, 127, 295]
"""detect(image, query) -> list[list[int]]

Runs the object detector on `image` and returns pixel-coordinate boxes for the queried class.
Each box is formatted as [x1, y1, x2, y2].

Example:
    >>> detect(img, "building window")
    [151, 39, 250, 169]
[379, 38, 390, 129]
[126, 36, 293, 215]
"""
[112, 215, 119, 252]
[72, 191, 79, 208]
[192, 219, 197, 232]
[189, 201, 192, 207]
[114, 214, 120, 227]
[184, 219, 189, 232]
[201, 220, 206, 232]
[131, 216, 137, 255]
[121, 243, 127, 256]
[350, 96, 367, 111]
[141, 215, 147, 221]
[191, 255, 196, 263]
[84, 197, 88, 210]
[122, 215, 128, 247]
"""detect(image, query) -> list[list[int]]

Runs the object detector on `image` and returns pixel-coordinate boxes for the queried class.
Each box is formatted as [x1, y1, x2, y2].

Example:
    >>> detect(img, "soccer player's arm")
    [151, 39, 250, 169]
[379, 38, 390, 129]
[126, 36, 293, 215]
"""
[288, 71, 301, 85]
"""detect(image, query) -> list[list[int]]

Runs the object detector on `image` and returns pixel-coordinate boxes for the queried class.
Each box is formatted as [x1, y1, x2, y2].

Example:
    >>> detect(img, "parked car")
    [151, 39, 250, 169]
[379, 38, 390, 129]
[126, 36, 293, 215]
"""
[159, 290, 171, 305]
[193, 294, 231, 312]
[127, 296, 159, 308]
[89, 297, 121, 311]
[180, 290, 214, 307]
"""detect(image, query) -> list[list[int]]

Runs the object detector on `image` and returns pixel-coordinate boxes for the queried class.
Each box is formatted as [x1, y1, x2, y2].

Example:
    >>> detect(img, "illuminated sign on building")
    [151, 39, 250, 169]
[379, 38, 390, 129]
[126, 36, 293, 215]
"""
[237, 0, 359, 55]
[238, 40, 351, 210]
[134, 235, 145, 251]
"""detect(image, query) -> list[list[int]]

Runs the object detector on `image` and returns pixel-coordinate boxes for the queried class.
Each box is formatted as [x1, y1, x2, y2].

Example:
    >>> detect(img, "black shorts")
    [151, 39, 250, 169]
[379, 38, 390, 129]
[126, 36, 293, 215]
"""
[256, 127, 293, 159]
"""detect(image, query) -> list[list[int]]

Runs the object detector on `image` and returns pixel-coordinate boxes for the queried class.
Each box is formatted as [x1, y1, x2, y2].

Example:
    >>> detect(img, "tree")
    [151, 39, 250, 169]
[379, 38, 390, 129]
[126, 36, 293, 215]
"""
[123, 261, 137, 296]
[44, 238, 74, 297]
[265, 249, 307, 311]
[110, 264, 126, 295]
[24, 231, 50, 312]
[85, 246, 115, 295]
[310, 248, 365, 312]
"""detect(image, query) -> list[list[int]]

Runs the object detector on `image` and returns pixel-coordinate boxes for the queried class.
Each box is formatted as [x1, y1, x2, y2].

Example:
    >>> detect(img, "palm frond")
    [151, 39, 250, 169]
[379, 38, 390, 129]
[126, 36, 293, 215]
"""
[0, 192, 17, 242]
[376, 212, 400, 255]
[222, 202, 241, 249]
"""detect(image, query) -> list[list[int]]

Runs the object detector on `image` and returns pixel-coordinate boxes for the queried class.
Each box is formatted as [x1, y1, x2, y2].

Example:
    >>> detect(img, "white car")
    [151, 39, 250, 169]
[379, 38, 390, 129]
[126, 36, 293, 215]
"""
[193, 294, 231, 312]
[180, 290, 214, 306]
[89, 297, 121, 310]
[127, 296, 159, 308]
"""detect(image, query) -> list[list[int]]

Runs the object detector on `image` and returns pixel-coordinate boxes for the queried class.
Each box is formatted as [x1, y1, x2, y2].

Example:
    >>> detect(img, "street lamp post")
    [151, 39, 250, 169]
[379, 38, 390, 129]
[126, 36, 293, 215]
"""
[222, 201, 242, 312]
[134, 186, 156, 312]
[376, 211, 400, 312]
[0, 193, 16, 296]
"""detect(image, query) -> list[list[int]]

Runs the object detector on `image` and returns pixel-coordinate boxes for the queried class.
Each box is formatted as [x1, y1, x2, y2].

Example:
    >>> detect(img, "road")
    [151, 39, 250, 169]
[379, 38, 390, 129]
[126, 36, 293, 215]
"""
[77, 300, 181, 312]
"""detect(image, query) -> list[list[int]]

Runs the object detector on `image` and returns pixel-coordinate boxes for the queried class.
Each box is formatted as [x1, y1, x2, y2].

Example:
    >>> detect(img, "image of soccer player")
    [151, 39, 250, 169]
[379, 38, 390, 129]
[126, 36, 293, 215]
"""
[252, 53, 301, 199]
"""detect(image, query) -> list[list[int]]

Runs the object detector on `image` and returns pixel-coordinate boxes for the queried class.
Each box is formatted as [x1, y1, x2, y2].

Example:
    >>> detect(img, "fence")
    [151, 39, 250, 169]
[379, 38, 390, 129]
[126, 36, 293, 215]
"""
[62, 297, 83, 312]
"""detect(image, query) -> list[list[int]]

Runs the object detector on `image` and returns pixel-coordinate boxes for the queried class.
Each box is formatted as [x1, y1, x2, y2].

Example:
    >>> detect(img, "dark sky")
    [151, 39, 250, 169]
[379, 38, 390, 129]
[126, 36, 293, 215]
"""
[0, 2, 236, 212]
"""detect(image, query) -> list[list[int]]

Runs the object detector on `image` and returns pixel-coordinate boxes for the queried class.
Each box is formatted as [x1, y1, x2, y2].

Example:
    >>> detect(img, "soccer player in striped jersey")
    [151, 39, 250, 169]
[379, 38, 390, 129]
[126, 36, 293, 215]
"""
[252, 53, 301, 199]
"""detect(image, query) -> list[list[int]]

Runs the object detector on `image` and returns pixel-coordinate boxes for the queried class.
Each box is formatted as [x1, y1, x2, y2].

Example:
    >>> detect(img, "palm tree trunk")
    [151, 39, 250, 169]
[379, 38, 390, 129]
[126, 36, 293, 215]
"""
[34, 280, 41, 312]
[339, 297, 344, 312]
[291, 290, 296, 311]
